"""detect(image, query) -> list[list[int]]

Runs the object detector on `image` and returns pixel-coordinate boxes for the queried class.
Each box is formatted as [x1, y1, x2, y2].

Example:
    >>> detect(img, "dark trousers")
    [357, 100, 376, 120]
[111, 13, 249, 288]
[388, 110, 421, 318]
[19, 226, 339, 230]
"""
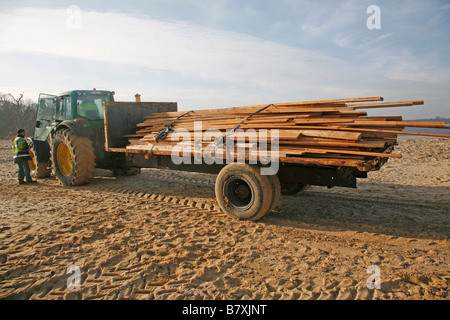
[17, 158, 32, 182]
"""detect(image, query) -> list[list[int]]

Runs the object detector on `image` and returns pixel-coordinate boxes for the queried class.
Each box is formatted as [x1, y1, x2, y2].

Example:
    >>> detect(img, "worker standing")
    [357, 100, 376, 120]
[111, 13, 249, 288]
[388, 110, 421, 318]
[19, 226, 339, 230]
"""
[12, 129, 36, 185]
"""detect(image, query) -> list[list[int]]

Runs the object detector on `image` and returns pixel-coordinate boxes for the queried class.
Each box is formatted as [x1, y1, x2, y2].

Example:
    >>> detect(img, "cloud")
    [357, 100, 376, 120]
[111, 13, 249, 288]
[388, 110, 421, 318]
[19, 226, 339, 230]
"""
[0, 5, 449, 118]
[0, 7, 362, 93]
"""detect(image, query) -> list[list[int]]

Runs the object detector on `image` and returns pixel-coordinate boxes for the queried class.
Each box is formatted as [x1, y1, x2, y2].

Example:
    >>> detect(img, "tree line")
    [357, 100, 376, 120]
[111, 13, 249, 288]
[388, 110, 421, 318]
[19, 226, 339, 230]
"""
[0, 93, 38, 139]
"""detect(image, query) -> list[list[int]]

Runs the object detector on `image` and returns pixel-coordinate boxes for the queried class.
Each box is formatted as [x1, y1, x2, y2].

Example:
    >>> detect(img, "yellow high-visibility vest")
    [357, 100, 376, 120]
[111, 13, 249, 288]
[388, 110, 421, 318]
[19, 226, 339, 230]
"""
[12, 136, 31, 161]
[12, 136, 28, 154]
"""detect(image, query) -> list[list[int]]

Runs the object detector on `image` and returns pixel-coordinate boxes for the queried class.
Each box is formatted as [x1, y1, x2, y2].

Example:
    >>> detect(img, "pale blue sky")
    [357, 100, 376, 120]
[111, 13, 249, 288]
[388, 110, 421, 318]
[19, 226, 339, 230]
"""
[0, 0, 449, 119]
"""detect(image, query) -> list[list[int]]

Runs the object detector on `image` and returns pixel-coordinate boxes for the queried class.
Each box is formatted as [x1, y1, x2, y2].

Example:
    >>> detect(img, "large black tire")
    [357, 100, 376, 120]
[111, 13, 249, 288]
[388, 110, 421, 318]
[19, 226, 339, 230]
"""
[215, 164, 278, 221]
[28, 140, 51, 178]
[51, 129, 95, 186]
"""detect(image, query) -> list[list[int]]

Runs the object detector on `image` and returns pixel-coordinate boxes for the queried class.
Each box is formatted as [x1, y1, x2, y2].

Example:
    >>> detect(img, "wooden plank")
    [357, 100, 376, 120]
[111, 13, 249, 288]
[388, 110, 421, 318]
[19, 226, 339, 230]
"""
[294, 147, 401, 159]
[294, 118, 355, 125]
[350, 101, 420, 109]
[348, 121, 445, 128]
[241, 97, 383, 109]
[279, 140, 386, 149]
[273, 124, 450, 138]
[300, 130, 361, 141]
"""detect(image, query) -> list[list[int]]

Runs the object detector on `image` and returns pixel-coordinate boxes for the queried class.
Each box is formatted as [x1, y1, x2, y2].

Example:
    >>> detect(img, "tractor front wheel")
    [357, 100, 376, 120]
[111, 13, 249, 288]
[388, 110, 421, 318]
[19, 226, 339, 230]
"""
[28, 140, 51, 179]
[51, 129, 95, 186]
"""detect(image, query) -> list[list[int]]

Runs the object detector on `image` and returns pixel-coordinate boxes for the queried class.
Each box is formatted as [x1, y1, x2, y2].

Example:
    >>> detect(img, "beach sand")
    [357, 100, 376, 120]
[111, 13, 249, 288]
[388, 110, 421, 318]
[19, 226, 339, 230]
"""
[0, 138, 448, 300]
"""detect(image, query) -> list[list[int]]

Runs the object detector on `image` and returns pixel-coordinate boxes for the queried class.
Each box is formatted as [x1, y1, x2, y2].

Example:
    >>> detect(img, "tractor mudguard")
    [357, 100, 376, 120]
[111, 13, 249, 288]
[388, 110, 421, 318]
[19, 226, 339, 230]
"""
[55, 121, 94, 137]
[29, 138, 51, 163]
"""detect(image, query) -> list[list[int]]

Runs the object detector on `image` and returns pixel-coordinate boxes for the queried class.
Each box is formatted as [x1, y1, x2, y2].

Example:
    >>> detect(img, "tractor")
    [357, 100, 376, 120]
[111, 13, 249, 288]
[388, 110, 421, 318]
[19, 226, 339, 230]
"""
[29, 89, 138, 186]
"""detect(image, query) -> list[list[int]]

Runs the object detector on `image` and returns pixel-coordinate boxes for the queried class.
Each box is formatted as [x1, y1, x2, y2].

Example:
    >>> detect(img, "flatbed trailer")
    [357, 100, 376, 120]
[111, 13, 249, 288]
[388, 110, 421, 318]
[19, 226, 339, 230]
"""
[103, 101, 392, 221]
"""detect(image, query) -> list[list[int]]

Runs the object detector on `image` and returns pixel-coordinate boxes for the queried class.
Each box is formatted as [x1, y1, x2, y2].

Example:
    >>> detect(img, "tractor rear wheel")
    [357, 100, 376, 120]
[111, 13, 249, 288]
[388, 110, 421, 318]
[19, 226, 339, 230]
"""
[51, 129, 95, 186]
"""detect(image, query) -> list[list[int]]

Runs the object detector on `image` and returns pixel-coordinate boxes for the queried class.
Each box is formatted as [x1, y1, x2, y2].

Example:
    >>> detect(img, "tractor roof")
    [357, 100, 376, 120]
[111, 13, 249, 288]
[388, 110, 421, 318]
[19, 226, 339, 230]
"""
[58, 89, 114, 97]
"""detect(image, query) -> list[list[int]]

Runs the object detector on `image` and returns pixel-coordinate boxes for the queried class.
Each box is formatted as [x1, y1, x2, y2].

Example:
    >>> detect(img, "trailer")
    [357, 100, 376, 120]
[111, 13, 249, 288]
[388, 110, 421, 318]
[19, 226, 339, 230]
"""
[102, 101, 390, 221]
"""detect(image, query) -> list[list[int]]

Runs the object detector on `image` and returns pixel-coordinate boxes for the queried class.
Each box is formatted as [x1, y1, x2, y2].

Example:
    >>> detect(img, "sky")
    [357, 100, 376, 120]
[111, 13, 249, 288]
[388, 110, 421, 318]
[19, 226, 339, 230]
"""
[0, 0, 449, 119]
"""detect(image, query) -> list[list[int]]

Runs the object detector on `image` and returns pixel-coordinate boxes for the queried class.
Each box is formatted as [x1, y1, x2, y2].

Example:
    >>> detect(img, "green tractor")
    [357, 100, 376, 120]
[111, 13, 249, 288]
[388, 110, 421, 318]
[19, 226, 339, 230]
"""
[30, 89, 137, 186]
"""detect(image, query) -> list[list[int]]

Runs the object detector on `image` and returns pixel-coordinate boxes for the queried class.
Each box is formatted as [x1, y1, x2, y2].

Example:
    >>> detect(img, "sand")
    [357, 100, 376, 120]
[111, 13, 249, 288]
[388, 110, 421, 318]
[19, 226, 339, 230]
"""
[0, 138, 448, 300]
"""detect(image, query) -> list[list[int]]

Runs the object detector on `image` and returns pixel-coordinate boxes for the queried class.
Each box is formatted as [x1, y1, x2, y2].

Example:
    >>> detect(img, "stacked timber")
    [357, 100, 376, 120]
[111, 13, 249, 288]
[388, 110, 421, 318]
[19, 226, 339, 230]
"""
[124, 97, 450, 168]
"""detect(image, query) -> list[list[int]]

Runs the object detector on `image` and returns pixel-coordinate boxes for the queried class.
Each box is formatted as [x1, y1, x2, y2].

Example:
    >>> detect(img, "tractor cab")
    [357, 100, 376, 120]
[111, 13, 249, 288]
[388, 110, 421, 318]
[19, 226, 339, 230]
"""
[34, 89, 115, 143]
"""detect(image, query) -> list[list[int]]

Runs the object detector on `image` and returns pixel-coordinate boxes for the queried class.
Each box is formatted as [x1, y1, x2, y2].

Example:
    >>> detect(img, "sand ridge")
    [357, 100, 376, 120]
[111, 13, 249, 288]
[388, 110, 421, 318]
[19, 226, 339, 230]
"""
[0, 138, 449, 300]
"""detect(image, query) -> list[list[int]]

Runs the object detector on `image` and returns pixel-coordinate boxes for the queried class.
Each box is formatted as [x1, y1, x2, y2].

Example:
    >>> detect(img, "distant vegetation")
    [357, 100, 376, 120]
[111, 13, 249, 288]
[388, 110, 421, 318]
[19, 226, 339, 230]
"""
[0, 93, 38, 139]
[412, 117, 450, 124]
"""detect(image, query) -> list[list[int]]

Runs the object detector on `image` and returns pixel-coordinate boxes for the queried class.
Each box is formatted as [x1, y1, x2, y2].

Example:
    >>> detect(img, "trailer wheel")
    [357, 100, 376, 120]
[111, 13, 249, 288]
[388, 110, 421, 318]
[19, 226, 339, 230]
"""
[51, 129, 95, 186]
[215, 164, 276, 221]
[280, 181, 310, 195]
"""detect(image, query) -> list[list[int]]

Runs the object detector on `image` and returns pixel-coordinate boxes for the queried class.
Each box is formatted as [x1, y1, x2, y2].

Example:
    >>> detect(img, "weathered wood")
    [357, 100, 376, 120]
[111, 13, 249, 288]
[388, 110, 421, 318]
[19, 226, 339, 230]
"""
[123, 97, 449, 167]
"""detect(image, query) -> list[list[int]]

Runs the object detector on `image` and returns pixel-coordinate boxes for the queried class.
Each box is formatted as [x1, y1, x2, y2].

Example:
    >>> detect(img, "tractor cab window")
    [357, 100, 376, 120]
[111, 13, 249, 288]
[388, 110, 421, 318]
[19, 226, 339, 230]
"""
[76, 94, 112, 119]
[56, 98, 63, 120]
[63, 96, 72, 120]
[37, 94, 57, 121]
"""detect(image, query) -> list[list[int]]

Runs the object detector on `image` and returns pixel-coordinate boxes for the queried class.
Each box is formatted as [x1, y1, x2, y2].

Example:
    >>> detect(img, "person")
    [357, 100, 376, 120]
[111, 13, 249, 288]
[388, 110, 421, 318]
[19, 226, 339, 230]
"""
[12, 129, 36, 185]
[77, 98, 100, 119]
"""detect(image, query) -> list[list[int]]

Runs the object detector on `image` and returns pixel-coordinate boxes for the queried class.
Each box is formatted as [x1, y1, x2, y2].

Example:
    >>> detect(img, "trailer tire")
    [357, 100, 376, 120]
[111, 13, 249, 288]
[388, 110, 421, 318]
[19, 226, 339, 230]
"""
[51, 129, 95, 186]
[267, 174, 282, 211]
[249, 173, 282, 221]
[215, 164, 275, 221]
